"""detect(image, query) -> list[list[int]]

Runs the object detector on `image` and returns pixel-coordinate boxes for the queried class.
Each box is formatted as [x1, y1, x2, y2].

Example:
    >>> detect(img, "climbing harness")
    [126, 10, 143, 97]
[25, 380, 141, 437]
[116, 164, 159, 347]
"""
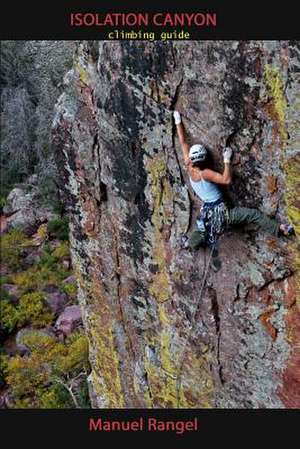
[175, 244, 215, 406]
[197, 198, 229, 246]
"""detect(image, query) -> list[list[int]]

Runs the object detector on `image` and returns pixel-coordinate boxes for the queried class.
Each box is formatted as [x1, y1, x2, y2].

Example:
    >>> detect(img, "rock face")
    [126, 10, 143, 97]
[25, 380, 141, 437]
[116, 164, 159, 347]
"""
[52, 41, 300, 408]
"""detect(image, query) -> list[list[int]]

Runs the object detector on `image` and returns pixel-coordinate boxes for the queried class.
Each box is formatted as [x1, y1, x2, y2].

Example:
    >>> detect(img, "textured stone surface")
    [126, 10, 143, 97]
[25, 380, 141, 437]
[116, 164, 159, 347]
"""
[55, 305, 82, 336]
[44, 291, 69, 315]
[3, 186, 55, 234]
[52, 41, 300, 408]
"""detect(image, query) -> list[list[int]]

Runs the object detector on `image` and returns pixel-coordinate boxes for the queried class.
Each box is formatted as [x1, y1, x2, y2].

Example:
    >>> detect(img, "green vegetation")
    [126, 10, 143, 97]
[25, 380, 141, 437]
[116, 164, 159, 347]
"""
[62, 282, 77, 297]
[0, 228, 31, 270]
[12, 264, 69, 294]
[2, 332, 90, 408]
[11, 243, 70, 294]
[0, 189, 89, 408]
[52, 241, 70, 260]
[1, 292, 54, 332]
[47, 217, 69, 241]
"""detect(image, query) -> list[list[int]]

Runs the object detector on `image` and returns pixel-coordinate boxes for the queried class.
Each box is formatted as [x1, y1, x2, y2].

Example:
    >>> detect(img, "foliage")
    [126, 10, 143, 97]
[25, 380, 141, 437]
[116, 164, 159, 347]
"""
[36, 223, 48, 241]
[0, 300, 18, 333]
[3, 332, 90, 408]
[0, 195, 7, 211]
[53, 241, 70, 260]
[62, 282, 77, 297]
[17, 292, 54, 328]
[0, 286, 13, 301]
[0, 275, 11, 285]
[1, 292, 53, 332]
[0, 228, 31, 270]
[12, 261, 69, 294]
[47, 217, 69, 241]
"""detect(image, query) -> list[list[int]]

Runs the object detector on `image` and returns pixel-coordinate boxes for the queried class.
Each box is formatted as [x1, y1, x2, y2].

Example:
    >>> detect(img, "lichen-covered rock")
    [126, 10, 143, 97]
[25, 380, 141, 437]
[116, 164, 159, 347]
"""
[52, 41, 300, 408]
[3, 186, 55, 235]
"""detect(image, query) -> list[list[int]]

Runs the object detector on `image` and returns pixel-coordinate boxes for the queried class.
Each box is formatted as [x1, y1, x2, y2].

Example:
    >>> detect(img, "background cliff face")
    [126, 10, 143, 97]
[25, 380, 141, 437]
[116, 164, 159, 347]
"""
[1, 41, 74, 202]
[53, 41, 300, 408]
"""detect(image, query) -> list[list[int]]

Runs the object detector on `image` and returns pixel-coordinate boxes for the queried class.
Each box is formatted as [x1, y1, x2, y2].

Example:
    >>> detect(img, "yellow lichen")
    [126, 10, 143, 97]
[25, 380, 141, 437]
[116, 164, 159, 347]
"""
[75, 62, 89, 85]
[264, 65, 288, 142]
[147, 157, 173, 303]
[264, 64, 299, 306]
[88, 309, 125, 407]
[284, 157, 300, 306]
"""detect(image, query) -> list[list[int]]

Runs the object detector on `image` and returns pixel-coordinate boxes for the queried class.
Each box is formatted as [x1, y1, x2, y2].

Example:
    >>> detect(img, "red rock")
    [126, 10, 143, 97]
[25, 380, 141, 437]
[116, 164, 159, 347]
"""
[55, 305, 82, 336]
[44, 291, 69, 315]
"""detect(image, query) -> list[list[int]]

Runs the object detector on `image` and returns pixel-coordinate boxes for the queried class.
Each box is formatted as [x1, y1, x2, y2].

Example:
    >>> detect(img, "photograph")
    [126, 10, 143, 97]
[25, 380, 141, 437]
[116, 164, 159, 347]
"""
[1, 39, 299, 412]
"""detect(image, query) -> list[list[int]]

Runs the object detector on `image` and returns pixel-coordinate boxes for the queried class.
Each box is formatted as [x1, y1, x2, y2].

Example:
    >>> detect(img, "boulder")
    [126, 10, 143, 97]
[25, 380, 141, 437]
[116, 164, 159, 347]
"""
[3, 187, 56, 235]
[55, 305, 82, 336]
[62, 275, 76, 285]
[44, 290, 69, 315]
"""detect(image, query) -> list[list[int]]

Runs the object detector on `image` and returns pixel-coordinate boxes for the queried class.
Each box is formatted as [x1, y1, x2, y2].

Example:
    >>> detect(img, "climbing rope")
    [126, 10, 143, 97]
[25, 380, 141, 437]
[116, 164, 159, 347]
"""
[175, 244, 215, 407]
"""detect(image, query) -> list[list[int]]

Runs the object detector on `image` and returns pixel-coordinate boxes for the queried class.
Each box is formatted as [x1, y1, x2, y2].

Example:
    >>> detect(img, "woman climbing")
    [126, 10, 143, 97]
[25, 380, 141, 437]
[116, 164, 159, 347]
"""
[173, 110, 294, 271]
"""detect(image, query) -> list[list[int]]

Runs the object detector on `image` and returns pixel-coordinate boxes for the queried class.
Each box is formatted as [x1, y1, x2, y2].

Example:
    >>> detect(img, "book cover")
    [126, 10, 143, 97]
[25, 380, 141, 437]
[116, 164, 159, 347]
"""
[0, 0, 299, 445]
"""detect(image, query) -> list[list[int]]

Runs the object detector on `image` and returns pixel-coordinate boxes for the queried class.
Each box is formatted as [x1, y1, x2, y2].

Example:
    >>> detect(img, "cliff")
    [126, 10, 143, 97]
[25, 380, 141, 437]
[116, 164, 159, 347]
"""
[52, 41, 300, 408]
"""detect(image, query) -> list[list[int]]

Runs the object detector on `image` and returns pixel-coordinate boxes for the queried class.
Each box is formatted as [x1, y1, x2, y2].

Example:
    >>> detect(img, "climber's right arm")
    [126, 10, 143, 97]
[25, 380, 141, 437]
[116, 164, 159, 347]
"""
[202, 148, 233, 184]
[190, 148, 233, 185]
[173, 111, 190, 165]
[202, 165, 232, 185]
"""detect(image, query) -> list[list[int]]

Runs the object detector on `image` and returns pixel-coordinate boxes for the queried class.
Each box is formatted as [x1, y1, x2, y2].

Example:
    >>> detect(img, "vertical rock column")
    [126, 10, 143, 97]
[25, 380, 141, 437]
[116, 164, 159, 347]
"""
[53, 41, 299, 408]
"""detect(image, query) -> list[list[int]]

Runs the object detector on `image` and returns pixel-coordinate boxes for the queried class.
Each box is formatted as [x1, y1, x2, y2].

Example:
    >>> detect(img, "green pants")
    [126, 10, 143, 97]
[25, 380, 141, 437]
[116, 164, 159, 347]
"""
[189, 206, 280, 250]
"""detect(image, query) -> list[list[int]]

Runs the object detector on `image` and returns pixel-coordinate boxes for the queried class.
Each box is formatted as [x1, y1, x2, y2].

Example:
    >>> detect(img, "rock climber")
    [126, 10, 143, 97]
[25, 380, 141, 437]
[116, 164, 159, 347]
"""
[173, 110, 294, 271]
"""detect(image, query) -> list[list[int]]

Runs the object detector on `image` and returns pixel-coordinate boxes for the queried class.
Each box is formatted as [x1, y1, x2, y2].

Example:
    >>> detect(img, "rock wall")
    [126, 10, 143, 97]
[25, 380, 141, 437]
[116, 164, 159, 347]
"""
[52, 41, 300, 408]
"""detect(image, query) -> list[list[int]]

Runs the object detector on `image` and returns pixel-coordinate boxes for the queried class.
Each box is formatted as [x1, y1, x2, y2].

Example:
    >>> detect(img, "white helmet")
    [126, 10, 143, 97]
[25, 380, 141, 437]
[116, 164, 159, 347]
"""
[189, 144, 207, 163]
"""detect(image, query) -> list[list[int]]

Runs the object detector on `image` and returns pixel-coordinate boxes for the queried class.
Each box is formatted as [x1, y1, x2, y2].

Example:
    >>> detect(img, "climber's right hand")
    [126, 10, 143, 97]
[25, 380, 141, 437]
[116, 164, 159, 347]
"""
[173, 110, 181, 125]
[223, 147, 233, 164]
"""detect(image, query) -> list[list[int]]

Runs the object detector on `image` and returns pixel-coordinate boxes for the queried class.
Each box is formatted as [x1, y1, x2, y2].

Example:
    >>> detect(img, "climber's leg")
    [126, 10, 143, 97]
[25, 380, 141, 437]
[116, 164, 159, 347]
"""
[188, 229, 206, 250]
[227, 207, 280, 236]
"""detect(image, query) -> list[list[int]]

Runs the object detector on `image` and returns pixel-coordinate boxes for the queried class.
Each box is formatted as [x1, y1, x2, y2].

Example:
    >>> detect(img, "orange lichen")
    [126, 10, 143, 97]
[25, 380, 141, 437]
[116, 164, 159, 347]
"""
[266, 175, 278, 193]
[260, 309, 278, 341]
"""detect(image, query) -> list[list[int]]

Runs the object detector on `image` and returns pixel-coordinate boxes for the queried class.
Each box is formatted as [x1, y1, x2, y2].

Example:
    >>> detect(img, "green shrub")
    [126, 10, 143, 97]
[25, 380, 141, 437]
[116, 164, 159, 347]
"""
[0, 228, 31, 270]
[47, 217, 69, 241]
[0, 275, 11, 285]
[0, 195, 7, 212]
[0, 300, 18, 332]
[38, 246, 58, 269]
[0, 292, 53, 332]
[12, 264, 69, 294]
[17, 292, 54, 328]
[52, 242, 70, 260]
[4, 332, 90, 408]
[62, 282, 77, 297]
[0, 286, 13, 301]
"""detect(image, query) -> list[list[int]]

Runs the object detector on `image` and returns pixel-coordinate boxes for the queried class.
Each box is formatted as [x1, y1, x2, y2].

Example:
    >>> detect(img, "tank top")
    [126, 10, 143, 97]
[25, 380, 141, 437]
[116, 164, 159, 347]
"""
[189, 175, 223, 203]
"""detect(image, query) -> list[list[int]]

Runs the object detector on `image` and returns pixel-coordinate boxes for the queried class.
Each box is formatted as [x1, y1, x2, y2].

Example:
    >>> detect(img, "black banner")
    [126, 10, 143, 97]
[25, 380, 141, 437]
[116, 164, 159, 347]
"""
[0, 409, 298, 446]
[0, 0, 299, 40]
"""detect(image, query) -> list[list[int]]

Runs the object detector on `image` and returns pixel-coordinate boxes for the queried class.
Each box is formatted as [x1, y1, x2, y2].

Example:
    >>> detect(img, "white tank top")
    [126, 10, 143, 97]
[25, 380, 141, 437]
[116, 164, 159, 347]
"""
[189, 176, 223, 203]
